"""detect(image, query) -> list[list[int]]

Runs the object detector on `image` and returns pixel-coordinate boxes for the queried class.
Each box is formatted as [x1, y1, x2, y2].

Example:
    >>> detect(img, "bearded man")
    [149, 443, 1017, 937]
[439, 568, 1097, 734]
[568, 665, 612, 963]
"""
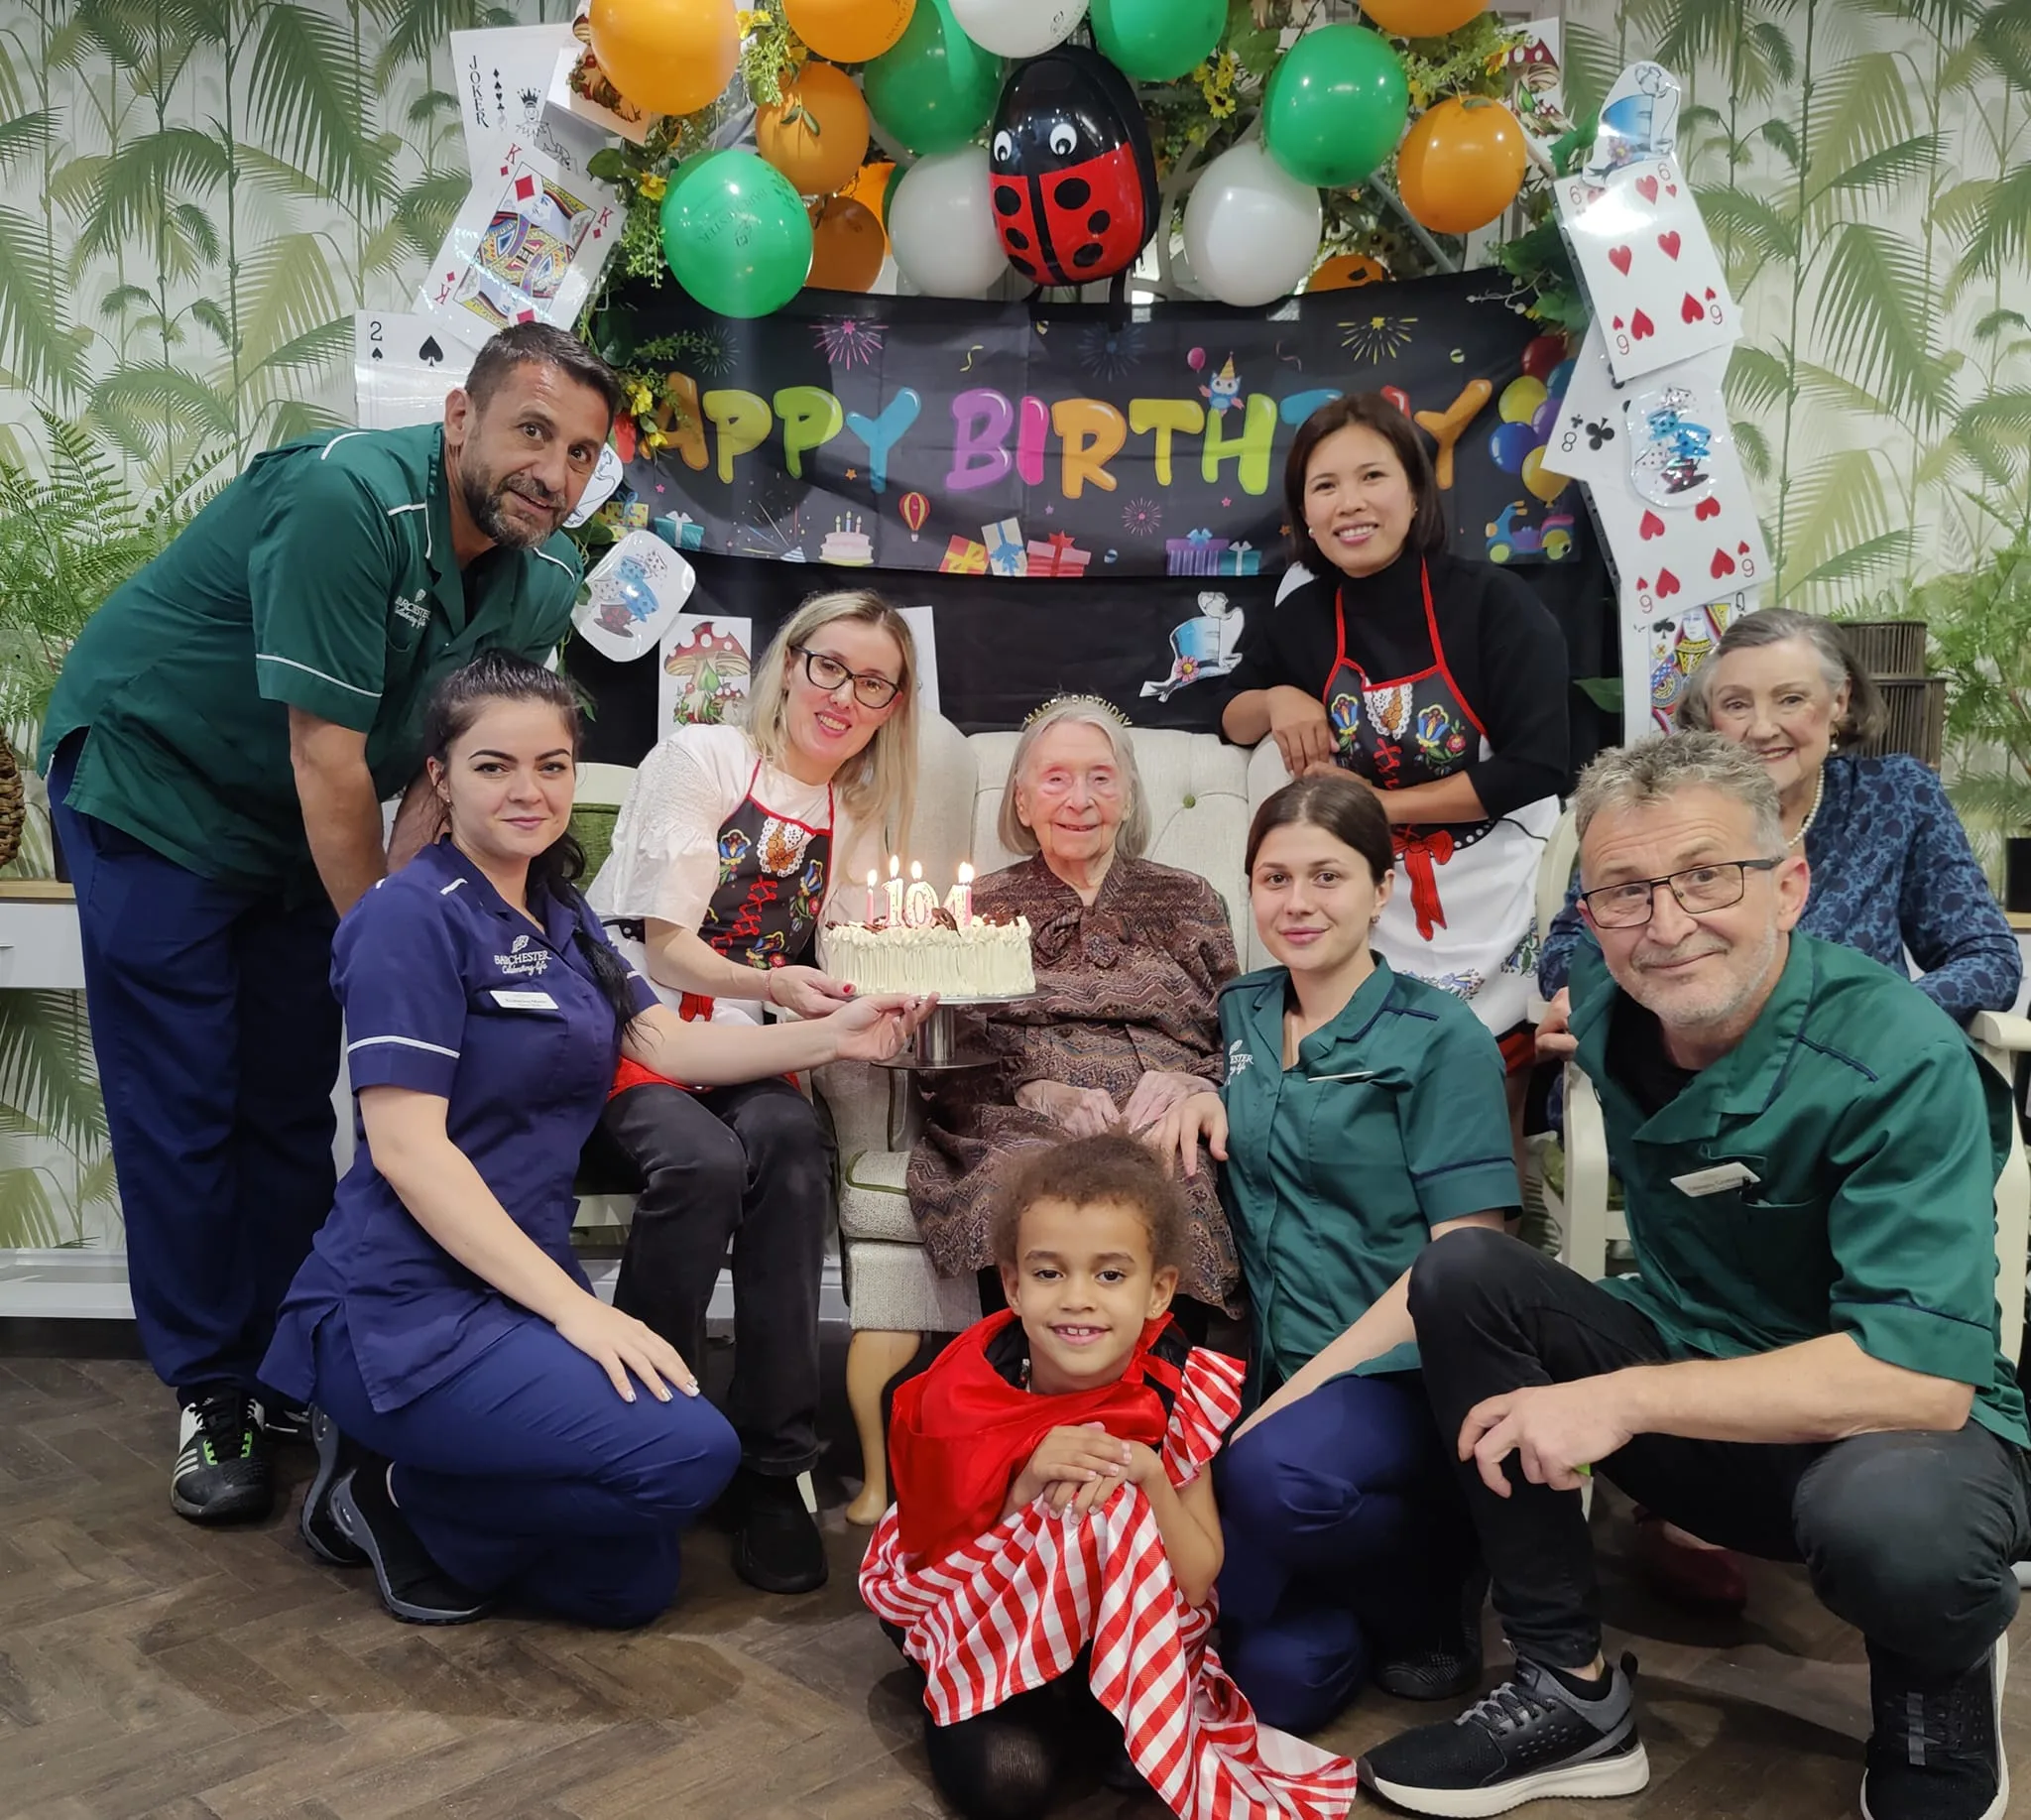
[42, 322, 620, 1524]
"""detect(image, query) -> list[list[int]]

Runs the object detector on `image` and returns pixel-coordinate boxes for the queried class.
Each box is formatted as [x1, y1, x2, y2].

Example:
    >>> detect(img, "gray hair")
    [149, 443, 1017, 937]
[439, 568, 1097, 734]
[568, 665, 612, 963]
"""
[1675, 607, 1886, 746]
[1573, 732, 1784, 863]
[1000, 700, 1149, 860]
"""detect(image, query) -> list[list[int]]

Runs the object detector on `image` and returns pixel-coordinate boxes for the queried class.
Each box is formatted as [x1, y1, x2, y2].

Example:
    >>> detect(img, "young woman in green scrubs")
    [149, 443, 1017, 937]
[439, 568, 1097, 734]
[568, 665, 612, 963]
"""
[1151, 774, 1518, 1734]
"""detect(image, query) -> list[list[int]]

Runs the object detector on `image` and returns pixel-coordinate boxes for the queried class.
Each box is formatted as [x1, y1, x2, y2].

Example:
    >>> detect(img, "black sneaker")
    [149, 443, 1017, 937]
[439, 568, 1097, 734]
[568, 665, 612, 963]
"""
[329, 1467, 492, 1625]
[1359, 1653, 1649, 1818]
[1860, 1636, 2009, 1820]
[1375, 1566, 1490, 1702]
[298, 1405, 368, 1568]
[731, 1469, 828, 1595]
[171, 1389, 273, 1523]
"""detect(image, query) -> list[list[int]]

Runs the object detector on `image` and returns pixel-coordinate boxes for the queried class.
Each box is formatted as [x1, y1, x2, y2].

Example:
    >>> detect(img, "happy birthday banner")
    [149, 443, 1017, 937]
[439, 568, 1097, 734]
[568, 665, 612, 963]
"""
[598, 269, 1589, 577]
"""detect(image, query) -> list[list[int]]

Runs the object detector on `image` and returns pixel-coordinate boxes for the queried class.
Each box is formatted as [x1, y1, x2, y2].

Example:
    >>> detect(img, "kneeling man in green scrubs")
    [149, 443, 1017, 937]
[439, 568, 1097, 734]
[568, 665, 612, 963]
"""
[1361, 731, 2028, 1820]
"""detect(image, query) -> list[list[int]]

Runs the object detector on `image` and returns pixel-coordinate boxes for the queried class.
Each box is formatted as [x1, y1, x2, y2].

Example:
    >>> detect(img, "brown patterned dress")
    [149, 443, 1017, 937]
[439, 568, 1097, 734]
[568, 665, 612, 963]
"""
[905, 854, 1243, 1312]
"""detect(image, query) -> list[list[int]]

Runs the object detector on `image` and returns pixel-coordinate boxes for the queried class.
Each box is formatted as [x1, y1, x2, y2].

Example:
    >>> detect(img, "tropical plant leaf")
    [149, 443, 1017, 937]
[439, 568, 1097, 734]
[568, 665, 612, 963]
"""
[1700, 188, 1797, 273]
[0, 991, 106, 1159]
[1556, 20, 1620, 124]
[251, 3, 393, 210]
[0, 107, 52, 176]
[88, 361, 235, 463]
[75, 127, 231, 261]
[1787, 529, 1918, 596]
[1748, 18, 1799, 88]
[1815, 221, 1954, 423]
[1807, 134, 1942, 227]
[1757, 118, 1801, 171]
[0, 205, 82, 398]
[1804, 52, 1918, 195]
[1954, 161, 2031, 288]
[388, 170, 470, 262]
[257, 397, 347, 450]
[231, 231, 342, 372]
[1732, 418, 1773, 482]
[364, 0, 521, 82]
[1776, 447, 1904, 600]
[0, 1161, 61, 1251]
[1726, 343, 1793, 416]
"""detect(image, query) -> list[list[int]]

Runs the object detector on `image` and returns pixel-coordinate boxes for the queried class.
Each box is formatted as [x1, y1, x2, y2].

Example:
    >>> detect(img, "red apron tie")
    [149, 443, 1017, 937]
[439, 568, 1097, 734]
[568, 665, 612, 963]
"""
[1394, 827, 1455, 940]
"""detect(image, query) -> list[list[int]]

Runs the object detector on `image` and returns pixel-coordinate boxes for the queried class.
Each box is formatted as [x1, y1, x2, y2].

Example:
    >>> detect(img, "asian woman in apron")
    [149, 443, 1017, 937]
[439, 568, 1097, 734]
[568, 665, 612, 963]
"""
[587, 591, 920, 1595]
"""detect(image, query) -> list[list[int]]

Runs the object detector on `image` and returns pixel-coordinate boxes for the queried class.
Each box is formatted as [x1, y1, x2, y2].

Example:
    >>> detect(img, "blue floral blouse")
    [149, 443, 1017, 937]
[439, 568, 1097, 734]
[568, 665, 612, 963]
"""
[1537, 754, 2022, 1025]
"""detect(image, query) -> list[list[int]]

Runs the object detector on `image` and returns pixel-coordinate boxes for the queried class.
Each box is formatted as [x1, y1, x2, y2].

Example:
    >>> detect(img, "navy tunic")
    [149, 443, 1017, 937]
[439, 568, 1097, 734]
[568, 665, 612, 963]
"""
[263, 838, 659, 1414]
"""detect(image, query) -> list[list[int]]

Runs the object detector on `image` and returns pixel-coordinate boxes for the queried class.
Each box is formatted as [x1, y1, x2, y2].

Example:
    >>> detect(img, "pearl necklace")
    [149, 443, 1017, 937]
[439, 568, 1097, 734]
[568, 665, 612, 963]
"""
[1788, 767, 1826, 850]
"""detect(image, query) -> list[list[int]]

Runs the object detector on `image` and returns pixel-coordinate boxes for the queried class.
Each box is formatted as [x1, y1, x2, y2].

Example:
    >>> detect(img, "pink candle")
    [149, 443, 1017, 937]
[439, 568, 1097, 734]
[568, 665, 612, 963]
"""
[885, 855, 905, 923]
[865, 869, 879, 924]
[903, 860, 940, 927]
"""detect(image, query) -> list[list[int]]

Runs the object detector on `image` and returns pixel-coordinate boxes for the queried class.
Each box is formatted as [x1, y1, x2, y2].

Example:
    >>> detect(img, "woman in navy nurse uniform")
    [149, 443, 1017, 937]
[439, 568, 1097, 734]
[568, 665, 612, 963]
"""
[261, 653, 926, 1629]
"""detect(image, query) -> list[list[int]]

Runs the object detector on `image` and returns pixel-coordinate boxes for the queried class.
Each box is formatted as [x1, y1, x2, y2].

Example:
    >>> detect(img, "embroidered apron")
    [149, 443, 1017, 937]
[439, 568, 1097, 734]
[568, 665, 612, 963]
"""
[1320, 564, 1553, 1036]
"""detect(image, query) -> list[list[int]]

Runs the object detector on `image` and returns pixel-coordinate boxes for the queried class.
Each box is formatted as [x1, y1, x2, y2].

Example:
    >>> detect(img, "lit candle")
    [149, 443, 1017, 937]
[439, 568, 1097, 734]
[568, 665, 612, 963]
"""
[885, 854, 905, 923]
[904, 859, 940, 927]
[865, 869, 879, 924]
[944, 860, 975, 928]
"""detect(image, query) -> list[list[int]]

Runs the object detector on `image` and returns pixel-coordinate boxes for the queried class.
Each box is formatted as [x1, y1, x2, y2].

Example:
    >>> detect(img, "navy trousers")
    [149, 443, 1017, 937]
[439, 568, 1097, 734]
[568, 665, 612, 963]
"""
[311, 1306, 740, 1628]
[51, 738, 341, 1398]
[1215, 1371, 1480, 1735]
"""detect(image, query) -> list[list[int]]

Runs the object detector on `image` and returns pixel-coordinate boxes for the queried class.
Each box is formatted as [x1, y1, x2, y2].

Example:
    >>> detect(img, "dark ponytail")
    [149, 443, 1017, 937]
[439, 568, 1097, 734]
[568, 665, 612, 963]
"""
[420, 651, 643, 1037]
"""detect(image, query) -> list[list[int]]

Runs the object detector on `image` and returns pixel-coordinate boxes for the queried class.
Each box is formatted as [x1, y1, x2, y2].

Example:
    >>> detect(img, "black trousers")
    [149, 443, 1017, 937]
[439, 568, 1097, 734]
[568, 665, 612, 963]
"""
[590, 1076, 833, 1476]
[1407, 1228, 2031, 1678]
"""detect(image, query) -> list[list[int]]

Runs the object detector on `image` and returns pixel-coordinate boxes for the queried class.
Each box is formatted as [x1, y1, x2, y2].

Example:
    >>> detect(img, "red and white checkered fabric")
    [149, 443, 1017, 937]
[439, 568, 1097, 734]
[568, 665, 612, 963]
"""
[861, 1347, 1359, 1820]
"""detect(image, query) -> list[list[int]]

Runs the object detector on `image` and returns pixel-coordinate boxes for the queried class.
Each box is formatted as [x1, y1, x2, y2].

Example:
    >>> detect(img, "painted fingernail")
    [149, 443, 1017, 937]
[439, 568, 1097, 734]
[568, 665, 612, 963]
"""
[624, 1389, 637, 1402]
[657, 1386, 672, 1401]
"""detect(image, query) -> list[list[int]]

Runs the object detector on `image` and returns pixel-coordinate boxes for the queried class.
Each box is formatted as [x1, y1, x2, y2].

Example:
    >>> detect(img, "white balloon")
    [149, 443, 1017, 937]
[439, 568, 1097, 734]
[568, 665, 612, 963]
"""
[888, 147, 1008, 298]
[950, 0, 1088, 59]
[1181, 141, 1324, 309]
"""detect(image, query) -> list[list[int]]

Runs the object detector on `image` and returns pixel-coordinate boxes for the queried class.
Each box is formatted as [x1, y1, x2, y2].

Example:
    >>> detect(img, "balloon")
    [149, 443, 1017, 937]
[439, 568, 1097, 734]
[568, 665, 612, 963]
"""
[1187, 346, 1206, 371]
[1182, 141, 1324, 308]
[660, 149, 814, 317]
[990, 46, 1156, 285]
[951, 0, 1086, 60]
[1309, 252, 1386, 291]
[1520, 333, 1565, 381]
[1490, 422, 1535, 473]
[808, 196, 887, 290]
[756, 61, 871, 197]
[588, 0, 740, 117]
[784, 0, 915, 62]
[889, 145, 1008, 295]
[1522, 445, 1569, 503]
[1396, 96, 1529, 235]
[863, 0, 1003, 157]
[1261, 25, 1408, 188]
[1530, 398, 1560, 438]
[899, 491, 931, 538]
[1547, 357, 1577, 398]
[840, 159, 897, 225]
[1499, 375, 1547, 423]
[1089, 0, 1224, 81]
[1359, 0, 1486, 36]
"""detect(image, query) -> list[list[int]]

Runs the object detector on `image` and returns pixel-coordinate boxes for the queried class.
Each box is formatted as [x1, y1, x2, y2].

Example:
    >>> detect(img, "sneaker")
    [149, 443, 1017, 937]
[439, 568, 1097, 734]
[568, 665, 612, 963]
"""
[1375, 1566, 1490, 1702]
[298, 1405, 368, 1568]
[171, 1389, 273, 1523]
[731, 1469, 828, 1595]
[258, 1399, 314, 1445]
[1860, 1635, 2009, 1820]
[1358, 1653, 1650, 1819]
[329, 1467, 492, 1625]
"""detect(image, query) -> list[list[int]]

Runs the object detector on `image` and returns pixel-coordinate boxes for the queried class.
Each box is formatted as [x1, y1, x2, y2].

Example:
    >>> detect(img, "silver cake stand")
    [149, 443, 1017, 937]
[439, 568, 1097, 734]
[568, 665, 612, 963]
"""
[871, 989, 1038, 1148]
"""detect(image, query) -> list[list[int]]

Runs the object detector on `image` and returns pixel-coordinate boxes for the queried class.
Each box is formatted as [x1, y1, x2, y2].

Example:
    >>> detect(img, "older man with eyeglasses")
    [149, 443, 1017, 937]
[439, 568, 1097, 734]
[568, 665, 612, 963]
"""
[1359, 732, 2029, 1820]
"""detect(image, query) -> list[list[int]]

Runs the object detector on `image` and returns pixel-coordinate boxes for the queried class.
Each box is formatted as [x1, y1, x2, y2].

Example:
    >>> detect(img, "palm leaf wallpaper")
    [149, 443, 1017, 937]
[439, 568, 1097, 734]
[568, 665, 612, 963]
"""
[0, 0, 2025, 1255]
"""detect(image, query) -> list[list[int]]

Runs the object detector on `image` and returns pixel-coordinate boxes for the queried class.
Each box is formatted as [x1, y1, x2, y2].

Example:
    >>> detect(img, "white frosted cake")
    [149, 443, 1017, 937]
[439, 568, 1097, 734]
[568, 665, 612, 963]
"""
[821, 915, 1035, 1000]
[819, 515, 874, 565]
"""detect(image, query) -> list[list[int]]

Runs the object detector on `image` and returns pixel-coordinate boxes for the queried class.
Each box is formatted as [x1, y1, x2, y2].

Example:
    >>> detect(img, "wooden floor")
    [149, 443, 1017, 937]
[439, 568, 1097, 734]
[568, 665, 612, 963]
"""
[2, 1342, 2028, 1819]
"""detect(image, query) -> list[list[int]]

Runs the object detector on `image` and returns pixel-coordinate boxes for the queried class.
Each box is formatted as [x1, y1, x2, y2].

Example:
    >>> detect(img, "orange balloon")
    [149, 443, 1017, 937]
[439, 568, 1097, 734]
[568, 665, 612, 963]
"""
[757, 62, 872, 196]
[1396, 96, 1529, 234]
[1310, 253, 1387, 292]
[841, 159, 898, 225]
[589, 0, 740, 117]
[784, 0, 916, 62]
[807, 196, 887, 291]
[1358, 0, 1486, 36]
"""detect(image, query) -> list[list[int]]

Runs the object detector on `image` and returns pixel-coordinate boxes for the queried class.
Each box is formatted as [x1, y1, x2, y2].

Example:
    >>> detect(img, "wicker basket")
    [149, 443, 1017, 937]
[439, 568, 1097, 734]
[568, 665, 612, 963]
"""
[0, 736, 24, 870]
[570, 802, 620, 880]
[1841, 619, 1928, 681]
[1841, 619, 1945, 768]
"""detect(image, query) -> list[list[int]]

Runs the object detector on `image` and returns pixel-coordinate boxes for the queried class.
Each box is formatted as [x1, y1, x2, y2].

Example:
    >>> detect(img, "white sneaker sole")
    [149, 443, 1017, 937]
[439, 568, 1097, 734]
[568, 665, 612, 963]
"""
[1859, 1633, 2008, 1820]
[1366, 1742, 1651, 1819]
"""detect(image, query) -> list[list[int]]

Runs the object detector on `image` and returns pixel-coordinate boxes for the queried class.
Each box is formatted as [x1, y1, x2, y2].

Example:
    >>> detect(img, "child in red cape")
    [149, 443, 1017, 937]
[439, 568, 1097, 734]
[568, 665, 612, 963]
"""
[860, 1134, 1358, 1820]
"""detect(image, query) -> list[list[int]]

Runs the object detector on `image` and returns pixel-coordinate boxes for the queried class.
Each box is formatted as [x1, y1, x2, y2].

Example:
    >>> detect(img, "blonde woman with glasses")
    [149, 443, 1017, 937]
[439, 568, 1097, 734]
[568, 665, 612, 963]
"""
[587, 590, 919, 1597]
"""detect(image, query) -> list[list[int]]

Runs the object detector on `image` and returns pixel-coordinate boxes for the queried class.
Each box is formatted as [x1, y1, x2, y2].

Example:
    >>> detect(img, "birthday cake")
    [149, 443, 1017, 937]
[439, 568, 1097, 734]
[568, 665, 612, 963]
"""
[819, 514, 875, 566]
[821, 914, 1035, 1001]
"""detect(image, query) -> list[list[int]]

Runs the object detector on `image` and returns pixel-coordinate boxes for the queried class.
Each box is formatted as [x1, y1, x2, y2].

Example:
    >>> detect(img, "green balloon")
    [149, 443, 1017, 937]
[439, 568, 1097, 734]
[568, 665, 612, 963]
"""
[863, 0, 1003, 158]
[659, 150, 813, 320]
[1261, 24, 1409, 188]
[1091, 0, 1225, 82]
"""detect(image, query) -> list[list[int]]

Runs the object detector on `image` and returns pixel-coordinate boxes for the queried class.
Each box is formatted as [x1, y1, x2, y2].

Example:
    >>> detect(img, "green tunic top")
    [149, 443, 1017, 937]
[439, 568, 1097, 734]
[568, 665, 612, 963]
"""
[43, 425, 580, 897]
[1570, 931, 2030, 1450]
[1217, 956, 1519, 1388]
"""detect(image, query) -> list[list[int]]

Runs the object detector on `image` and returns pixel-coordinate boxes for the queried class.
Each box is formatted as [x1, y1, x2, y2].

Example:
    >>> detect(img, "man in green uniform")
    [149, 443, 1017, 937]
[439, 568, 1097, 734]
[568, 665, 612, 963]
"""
[1361, 732, 2028, 1820]
[42, 323, 620, 1525]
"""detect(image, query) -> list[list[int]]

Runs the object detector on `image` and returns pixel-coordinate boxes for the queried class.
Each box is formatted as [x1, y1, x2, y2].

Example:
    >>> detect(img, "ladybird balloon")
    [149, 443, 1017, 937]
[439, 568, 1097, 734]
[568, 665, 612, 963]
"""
[989, 45, 1157, 286]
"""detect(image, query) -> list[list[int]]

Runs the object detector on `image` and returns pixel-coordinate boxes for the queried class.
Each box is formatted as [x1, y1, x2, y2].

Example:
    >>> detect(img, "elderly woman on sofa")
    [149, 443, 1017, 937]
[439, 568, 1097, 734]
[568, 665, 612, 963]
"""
[906, 697, 1243, 1321]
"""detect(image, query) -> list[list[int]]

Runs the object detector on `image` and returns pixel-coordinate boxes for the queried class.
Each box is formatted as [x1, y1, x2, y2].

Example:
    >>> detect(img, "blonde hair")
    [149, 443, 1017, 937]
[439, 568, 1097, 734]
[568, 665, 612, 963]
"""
[748, 589, 918, 863]
[999, 699, 1149, 860]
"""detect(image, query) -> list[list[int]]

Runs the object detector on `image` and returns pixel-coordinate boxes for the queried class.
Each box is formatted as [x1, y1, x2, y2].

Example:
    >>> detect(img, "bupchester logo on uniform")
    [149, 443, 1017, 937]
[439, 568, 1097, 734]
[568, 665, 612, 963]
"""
[495, 933, 549, 977]
[1226, 1037, 1253, 1082]
[394, 589, 430, 629]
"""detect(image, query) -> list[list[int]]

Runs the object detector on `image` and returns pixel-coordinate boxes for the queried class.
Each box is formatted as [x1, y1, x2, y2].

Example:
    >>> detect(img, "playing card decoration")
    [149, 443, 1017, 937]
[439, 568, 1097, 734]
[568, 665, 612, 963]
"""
[574, 530, 697, 663]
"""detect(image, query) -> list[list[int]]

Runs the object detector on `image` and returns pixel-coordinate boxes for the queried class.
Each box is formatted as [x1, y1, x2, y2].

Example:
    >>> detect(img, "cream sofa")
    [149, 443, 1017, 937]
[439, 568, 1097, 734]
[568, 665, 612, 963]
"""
[818, 713, 1287, 1519]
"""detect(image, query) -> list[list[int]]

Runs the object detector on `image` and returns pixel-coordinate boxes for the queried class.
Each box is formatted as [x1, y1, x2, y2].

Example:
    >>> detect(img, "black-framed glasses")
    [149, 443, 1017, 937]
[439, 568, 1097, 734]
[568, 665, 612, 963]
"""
[792, 645, 902, 709]
[1580, 858, 1782, 929]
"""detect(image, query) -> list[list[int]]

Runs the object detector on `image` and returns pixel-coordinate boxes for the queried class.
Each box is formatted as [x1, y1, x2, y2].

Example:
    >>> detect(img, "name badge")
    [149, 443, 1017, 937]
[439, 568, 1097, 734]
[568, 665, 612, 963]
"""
[1670, 1161, 1762, 1198]
[491, 989, 558, 1011]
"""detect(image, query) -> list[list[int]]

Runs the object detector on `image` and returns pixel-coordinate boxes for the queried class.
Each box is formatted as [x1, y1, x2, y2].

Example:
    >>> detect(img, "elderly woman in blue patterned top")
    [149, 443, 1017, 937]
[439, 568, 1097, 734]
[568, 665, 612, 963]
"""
[1533, 606, 2021, 1612]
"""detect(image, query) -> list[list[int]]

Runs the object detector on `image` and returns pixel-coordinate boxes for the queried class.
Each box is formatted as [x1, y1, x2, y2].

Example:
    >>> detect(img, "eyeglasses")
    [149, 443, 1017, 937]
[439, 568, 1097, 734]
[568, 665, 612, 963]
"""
[791, 646, 901, 710]
[1580, 858, 1782, 929]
